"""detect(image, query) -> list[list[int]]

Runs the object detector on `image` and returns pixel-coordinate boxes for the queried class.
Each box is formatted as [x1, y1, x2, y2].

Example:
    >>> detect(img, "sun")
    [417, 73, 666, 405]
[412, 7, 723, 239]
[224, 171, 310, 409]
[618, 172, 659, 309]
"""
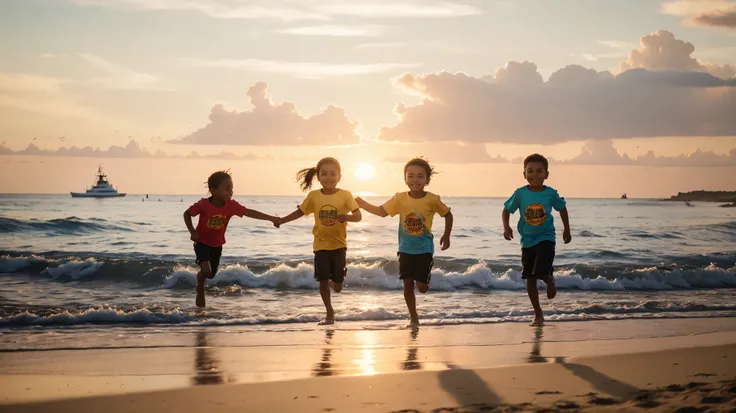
[354, 163, 376, 181]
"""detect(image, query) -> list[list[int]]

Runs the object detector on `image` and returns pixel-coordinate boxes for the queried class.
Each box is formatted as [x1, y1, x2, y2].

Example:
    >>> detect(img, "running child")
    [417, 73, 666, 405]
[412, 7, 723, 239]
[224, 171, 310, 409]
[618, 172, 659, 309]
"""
[356, 157, 453, 325]
[184, 170, 280, 308]
[502, 153, 571, 326]
[276, 157, 361, 325]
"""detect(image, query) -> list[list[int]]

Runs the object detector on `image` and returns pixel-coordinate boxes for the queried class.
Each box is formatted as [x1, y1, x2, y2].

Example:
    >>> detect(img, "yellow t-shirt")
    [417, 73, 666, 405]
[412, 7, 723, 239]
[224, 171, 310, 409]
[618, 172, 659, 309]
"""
[382, 192, 450, 254]
[299, 189, 359, 251]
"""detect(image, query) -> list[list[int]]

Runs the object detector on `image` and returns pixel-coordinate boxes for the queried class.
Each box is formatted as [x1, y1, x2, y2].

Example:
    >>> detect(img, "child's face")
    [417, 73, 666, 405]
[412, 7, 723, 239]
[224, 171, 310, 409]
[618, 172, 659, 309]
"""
[523, 162, 549, 187]
[317, 163, 341, 189]
[211, 178, 233, 201]
[404, 165, 429, 192]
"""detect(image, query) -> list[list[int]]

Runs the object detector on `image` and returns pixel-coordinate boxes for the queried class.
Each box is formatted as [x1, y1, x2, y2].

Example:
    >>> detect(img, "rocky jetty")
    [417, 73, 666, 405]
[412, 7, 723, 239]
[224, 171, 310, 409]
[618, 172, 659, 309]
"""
[669, 191, 736, 202]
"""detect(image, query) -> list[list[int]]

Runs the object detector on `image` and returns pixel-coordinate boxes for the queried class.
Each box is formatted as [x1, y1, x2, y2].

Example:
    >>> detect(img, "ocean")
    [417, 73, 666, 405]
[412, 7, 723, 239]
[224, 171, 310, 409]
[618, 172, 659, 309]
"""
[1, 194, 735, 350]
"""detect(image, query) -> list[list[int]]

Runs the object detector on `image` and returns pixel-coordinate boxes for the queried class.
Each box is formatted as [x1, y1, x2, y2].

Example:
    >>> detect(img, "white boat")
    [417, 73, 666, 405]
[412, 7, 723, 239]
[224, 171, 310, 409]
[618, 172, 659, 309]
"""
[70, 165, 126, 198]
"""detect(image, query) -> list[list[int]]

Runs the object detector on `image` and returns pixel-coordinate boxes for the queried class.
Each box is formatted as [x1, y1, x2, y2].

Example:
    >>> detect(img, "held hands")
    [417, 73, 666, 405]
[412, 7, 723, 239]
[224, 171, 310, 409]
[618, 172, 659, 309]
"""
[503, 226, 514, 241]
[563, 228, 572, 244]
[272, 217, 281, 228]
[355, 197, 367, 209]
[440, 234, 451, 250]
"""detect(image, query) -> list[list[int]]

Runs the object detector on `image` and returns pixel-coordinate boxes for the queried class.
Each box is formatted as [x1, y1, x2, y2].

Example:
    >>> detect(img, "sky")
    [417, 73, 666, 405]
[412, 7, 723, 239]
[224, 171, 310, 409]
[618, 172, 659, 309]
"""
[0, 0, 735, 197]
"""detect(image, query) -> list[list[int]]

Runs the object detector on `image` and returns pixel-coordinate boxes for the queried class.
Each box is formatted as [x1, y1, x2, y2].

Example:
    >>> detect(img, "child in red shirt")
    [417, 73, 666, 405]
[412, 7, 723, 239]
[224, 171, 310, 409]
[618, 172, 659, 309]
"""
[184, 171, 279, 308]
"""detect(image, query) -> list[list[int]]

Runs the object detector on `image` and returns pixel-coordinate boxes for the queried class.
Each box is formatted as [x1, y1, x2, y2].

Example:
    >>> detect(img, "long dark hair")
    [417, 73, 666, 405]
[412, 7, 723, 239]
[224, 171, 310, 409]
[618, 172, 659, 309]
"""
[296, 157, 341, 191]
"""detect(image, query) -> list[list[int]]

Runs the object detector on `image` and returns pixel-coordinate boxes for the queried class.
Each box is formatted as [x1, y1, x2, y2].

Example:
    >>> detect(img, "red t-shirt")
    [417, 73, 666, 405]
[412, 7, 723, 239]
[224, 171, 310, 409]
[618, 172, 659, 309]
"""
[188, 198, 247, 247]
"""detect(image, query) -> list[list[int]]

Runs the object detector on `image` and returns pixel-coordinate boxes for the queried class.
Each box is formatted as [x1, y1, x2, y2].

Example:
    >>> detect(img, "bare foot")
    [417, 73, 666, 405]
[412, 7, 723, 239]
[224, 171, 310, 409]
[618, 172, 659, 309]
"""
[546, 276, 557, 299]
[319, 310, 335, 325]
[196, 286, 205, 308]
[530, 317, 544, 327]
[410, 316, 420, 326]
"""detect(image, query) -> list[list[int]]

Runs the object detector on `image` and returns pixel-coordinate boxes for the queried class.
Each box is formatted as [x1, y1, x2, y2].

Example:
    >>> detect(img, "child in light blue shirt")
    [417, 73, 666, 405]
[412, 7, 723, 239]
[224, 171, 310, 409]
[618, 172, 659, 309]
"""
[502, 154, 571, 326]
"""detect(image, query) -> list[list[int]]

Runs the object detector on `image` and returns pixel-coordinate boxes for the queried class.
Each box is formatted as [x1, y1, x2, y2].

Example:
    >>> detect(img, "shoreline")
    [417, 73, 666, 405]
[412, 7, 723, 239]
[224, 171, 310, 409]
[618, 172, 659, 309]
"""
[2, 343, 734, 412]
[1, 318, 735, 409]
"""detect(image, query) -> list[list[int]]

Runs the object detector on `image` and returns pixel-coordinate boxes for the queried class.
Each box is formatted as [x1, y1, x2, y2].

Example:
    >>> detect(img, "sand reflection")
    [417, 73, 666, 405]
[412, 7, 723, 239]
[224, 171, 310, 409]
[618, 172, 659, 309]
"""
[312, 329, 337, 377]
[192, 331, 225, 385]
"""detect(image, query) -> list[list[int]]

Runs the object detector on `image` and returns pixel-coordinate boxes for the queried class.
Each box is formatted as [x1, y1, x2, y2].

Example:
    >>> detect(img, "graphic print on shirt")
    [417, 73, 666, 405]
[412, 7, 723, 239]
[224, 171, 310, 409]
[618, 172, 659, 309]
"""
[403, 212, 426, 236]
[207, 214, 227, 230]
[523, 203, 546, 226]
[318, 204, 339, 226]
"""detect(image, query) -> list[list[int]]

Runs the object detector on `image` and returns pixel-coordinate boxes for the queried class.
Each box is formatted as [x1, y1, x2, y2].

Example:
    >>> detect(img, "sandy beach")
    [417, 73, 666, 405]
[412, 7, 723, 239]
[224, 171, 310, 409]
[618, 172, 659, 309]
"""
[1, 318, 735, 412]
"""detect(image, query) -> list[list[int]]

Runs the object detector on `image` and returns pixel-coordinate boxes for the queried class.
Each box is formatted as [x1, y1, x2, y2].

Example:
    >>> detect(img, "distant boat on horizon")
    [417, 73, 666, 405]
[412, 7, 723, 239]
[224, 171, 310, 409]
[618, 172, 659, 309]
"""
[70, 165, 126, 198]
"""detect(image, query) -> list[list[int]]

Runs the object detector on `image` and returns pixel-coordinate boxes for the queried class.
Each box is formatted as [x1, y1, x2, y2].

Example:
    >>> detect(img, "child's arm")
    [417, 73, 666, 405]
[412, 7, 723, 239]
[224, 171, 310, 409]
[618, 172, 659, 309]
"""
[355, 197, 388, 217]
[183, 210, 199, 242]
[277, 208, 305, 226]
[502, 209, 513, 240]
[439, 211, 453, 250]
[559, 207, 571, 244]
[244, 208, 280, 227]
[338, 208, 362, 223]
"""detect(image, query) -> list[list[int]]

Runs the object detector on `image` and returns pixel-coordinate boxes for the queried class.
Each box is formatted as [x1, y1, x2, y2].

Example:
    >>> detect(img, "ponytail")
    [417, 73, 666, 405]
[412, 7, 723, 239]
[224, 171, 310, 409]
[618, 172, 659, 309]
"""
[296, 167, 318, 191]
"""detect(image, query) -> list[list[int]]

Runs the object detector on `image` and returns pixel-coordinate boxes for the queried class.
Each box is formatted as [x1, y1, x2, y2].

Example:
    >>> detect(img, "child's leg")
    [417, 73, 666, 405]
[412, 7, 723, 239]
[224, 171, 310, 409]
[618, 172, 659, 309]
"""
[541, 274, 556, 299]
[526, 277, 544, 325]
[521, 246, 544, 325]
[402, 279, 419, 324]
[196, 261, 212, 308]
[314, 250, 336, 324]
[319, 280, 335, 324]
[535, 241, 556, 299]
[329, 248, 346, 293]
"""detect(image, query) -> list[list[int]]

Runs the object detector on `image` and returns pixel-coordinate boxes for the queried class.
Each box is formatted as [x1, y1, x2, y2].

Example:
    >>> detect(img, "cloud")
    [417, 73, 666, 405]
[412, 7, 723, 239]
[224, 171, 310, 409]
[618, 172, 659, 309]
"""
[71, 0, 482, 20]
[379, 142, 508, 164]
[0, 71, 122, 122]
[559, 139, 736, 167]
[356, 42, 409, 49]
[0, 73, 72, 93]
[661, 0, 736, 29]
[598, 40, 639, 50]
[692, 6, 736, 28]
[70, 0, 328, 20]
[276, 24, 388, 37]
[187, 58, 420, 79]
[172, 82, 361, 146]
[574, 40, 638, 62]
[621, 30, 735, 78]
[316, 1, 480, 18]
[76, 53, 169, 91]
[1, 140, 268, 160]
[379, 31, 736, 145]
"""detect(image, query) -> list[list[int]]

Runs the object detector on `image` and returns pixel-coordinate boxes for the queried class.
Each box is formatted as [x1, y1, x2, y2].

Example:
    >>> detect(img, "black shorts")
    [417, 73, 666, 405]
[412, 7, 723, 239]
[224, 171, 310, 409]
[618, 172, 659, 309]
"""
[194, 242, 222, 278]
[314, 248, 347, 283]
[398, 253, 434, 284]
[521, 240, 555, 280]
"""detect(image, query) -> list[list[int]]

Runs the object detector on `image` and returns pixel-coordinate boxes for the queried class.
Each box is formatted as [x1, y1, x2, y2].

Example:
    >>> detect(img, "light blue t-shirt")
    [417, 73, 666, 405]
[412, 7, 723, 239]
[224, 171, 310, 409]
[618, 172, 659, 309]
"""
[382, 192, 451, 255]
[504, 186, 567, 248]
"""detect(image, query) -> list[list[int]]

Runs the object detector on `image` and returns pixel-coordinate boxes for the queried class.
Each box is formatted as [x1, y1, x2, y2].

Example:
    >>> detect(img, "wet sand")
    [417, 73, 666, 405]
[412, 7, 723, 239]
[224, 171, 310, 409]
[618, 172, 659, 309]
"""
[1, 318, 735, 412]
